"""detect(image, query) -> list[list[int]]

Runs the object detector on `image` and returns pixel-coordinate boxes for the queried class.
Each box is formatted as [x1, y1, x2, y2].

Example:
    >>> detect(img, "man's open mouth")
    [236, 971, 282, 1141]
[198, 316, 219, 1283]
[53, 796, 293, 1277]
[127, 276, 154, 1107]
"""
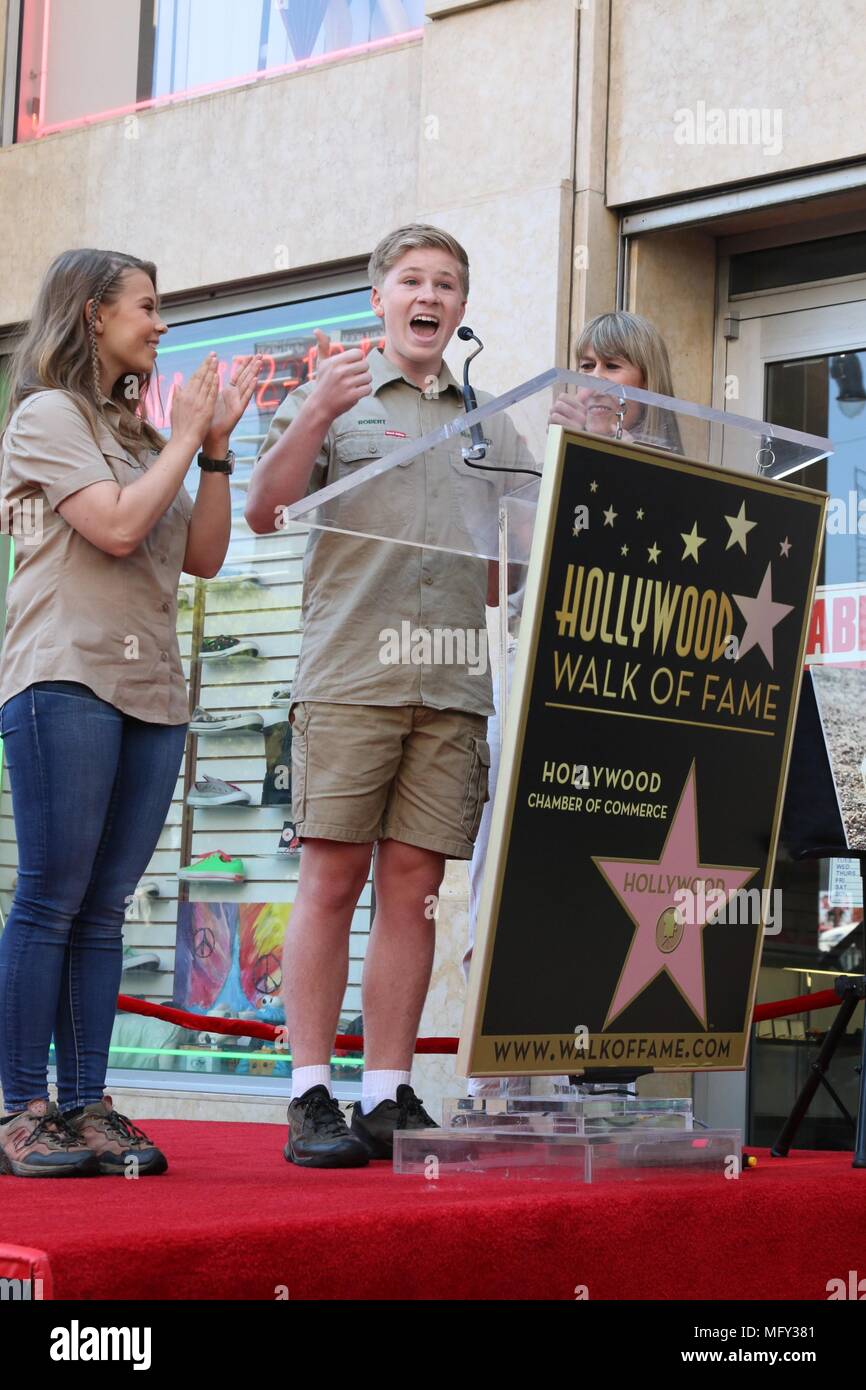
[409, 314, 440, 341]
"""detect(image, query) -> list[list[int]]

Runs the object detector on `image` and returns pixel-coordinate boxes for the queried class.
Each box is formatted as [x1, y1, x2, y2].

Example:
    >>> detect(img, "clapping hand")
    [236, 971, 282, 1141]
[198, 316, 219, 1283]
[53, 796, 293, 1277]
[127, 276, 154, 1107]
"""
[203, 354, 264, 457]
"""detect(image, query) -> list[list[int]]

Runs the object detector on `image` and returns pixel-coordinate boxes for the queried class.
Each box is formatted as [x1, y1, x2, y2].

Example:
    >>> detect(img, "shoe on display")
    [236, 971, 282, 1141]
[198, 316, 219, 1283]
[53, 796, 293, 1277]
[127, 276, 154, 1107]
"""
[284, 1086, 369, 1169]
[350, 1084, 437, 1160]
[187, 773, 252, 808]
[189, 706, 264, 735]
[178, 850, 246, 883]
[270, 688, 292, 707]
[121, 945, 161, 972]
[0, 1100, 100, 1178]
[199, 635, 260, 661]
[277, 821, 302, 856]
[66, 1096, 168, 1176]
[205, 568, 262, 586]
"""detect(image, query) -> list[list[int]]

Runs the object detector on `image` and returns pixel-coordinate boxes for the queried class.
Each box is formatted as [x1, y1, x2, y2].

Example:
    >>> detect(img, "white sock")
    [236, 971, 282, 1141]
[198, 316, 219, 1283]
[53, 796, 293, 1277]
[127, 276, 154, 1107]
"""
[291, 1064, 331, 1100]
[361, 1069, 411, 1114]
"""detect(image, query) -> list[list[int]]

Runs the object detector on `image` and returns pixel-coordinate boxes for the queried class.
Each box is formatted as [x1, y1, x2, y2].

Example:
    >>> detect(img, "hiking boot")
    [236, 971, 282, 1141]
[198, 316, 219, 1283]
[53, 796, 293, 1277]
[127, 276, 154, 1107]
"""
[285, 1086, 369, 1169]
[66, 1096, 168, 1176]
[0, 1100, 99, 1178]
[350, 1084, 438, 1160]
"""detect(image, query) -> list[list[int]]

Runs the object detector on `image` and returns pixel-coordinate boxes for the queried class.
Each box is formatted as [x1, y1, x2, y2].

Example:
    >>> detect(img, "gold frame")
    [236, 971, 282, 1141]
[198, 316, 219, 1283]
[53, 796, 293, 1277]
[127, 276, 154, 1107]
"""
[458, 426, 827, 1077]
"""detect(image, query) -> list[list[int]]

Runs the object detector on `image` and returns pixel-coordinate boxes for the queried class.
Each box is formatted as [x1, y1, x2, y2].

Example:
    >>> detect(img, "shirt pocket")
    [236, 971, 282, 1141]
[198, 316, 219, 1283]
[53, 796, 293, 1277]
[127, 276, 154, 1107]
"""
[100, 443, 147, 488]
[331, 429, 416, 536]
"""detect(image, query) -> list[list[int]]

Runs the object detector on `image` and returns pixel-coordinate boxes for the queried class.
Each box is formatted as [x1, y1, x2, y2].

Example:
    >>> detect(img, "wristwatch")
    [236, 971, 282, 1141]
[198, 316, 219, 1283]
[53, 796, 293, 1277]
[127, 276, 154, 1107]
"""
[198, 449, 235, 475]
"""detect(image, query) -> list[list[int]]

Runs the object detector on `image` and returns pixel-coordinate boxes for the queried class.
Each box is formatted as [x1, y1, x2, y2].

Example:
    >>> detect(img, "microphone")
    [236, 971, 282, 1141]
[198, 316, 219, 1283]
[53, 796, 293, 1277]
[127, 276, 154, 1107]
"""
[457, 326, 488, 461]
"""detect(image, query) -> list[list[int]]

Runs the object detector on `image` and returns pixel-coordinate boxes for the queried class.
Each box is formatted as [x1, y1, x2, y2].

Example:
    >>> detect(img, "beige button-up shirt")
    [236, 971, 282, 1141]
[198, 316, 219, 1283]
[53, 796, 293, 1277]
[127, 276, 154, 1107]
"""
[0, 389, 193, 724]
[258, 348, 534, 716]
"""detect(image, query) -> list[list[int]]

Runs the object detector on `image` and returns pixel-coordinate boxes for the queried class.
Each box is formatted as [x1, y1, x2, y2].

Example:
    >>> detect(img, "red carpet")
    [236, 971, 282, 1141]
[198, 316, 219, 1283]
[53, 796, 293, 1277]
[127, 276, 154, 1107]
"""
[2, 1120, 865, 1300]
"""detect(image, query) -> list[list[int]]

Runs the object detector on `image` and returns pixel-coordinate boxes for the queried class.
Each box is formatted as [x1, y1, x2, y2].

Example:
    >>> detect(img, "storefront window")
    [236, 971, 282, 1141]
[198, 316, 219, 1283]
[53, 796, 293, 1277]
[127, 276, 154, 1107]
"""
[114, 285, 385, 1091]
[15, 0, 425, 142]
[751, 349, 866, 1147]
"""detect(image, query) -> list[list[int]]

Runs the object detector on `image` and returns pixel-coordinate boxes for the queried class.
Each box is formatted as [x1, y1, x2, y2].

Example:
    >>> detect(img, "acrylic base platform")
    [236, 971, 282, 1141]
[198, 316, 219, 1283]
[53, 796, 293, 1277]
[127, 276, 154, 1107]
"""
[393, 1124, 741, 1184]
[441, 1094, 693, 1134]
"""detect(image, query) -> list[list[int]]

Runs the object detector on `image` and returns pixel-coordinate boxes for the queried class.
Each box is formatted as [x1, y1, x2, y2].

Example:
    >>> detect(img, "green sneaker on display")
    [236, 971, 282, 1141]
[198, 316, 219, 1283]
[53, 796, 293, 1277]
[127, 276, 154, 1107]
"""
[121, 946, 161, 972]
[178, 851, 246, 883]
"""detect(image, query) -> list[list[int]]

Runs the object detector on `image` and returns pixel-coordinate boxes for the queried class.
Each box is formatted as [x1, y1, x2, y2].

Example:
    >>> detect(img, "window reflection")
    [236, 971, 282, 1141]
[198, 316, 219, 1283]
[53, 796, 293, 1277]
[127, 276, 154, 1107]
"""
[16, 0, 425, 142]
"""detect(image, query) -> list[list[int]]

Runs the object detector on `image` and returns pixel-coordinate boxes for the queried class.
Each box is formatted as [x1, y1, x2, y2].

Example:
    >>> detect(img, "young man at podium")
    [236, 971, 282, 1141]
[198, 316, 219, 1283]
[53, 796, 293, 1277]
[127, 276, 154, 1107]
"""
[246, 224, 530, 1167]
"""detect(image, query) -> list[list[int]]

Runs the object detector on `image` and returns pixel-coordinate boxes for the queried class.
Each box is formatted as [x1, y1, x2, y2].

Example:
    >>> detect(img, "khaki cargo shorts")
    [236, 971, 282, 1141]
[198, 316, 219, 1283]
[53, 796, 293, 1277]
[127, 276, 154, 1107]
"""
[288, 701, 491, 860]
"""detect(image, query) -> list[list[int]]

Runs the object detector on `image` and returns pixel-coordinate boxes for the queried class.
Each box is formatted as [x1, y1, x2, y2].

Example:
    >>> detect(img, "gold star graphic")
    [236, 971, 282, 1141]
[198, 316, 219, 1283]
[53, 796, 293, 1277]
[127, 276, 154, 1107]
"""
[725, 501, 757, 553]
[603, 505, 618, 527]
[648, 543, 661, 564]
[779, 537, 792, 558]
[590, 480, 598, 493]
[621, 543, 629, 556]
[681, 523, 706, 563]
[636, 508, 645, 520]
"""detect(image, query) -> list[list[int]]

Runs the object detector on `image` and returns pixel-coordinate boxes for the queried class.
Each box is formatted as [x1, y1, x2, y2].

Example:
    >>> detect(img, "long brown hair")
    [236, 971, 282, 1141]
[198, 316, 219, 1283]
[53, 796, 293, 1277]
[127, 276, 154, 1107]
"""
[2, 249, 166, 457]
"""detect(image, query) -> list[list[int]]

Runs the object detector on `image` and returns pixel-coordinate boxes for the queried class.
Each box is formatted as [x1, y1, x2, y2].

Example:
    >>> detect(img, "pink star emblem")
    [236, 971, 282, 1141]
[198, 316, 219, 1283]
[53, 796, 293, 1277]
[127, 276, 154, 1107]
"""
[593, 765, 758, 1028]
[733, 562, 793, 669]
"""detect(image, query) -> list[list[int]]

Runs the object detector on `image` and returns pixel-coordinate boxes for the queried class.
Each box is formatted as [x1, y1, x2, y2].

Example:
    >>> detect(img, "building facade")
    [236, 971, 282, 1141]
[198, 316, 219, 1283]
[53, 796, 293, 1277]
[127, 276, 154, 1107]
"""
[0, 0, 863, 1141]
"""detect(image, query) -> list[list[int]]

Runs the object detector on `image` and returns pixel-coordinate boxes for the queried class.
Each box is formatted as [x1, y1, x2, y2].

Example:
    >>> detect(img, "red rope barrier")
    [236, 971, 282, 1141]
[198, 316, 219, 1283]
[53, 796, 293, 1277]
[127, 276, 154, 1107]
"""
[118, 985, 845, 1055]
[752, 987, 840, 1021]
[116, 995, 458, 1053]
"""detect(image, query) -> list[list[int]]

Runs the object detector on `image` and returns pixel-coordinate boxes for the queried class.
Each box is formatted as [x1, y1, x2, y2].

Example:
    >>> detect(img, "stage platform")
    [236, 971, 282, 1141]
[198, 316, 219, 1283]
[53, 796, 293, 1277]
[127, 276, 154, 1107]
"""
[3, 1119, 865, 1300]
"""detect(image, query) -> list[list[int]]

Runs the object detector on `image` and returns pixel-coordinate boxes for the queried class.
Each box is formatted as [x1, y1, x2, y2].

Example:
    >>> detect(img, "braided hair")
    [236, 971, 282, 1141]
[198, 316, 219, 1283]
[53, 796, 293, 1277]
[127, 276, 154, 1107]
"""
[87, 263, 124, 400]
[3, 249, 166, 457]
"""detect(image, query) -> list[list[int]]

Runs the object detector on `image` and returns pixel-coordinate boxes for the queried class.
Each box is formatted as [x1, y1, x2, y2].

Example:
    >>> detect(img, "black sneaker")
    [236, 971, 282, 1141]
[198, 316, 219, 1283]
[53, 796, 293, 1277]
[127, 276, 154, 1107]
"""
[350, 1084, 438, 1160]
[284, 1086, 369, 1169]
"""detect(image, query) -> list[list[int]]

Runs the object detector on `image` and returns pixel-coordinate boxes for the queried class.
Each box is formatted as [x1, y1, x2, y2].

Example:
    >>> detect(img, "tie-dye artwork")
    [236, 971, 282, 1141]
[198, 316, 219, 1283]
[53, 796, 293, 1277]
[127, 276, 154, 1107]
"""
[174, 902, 293, 1013]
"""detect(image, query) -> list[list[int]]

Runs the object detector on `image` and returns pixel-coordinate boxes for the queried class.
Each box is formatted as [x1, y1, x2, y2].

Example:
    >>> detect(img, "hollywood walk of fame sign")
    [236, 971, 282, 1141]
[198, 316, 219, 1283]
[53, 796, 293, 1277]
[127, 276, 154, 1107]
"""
[459, 429, 826, 1076]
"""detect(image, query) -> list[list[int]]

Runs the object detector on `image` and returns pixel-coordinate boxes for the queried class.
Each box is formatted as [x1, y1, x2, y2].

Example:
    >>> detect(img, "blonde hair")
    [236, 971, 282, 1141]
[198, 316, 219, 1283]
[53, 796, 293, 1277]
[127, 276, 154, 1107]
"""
[368, 223, 470, 298]
[575, 311, 683, 454]
[2, 248, 166, 457]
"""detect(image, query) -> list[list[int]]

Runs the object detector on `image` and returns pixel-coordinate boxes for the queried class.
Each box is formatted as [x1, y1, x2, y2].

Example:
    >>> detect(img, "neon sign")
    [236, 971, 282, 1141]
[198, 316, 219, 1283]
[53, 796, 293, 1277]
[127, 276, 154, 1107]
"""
[144, 334, 385, 428]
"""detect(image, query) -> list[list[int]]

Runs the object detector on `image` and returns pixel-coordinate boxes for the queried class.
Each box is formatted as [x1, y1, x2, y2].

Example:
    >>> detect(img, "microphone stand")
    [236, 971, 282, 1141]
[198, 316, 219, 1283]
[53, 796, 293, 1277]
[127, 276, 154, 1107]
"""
[455, 326, 540, 479]
[457, 326, 489, 461]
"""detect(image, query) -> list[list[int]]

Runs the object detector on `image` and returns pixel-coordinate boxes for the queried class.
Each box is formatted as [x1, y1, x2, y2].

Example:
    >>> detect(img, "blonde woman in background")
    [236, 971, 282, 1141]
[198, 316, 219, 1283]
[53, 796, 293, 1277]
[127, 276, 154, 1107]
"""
[465, 311, 682, 1098]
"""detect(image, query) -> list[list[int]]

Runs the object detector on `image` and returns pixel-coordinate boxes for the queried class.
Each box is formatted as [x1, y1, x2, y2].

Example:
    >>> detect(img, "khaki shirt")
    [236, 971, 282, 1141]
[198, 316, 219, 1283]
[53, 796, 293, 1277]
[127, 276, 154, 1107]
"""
[258, 348, 535, 716]
[0, 389, 193, 724]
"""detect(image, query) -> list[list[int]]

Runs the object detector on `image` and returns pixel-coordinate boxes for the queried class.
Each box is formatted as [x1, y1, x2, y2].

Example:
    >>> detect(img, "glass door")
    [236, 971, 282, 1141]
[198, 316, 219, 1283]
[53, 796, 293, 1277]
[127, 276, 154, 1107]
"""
[725, 286, 866, 1148]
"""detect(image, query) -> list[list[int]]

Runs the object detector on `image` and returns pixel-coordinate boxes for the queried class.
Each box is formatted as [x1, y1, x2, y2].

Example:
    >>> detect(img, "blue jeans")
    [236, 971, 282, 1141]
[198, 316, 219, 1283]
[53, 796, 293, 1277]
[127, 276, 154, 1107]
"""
[0, 682, 187, 1113]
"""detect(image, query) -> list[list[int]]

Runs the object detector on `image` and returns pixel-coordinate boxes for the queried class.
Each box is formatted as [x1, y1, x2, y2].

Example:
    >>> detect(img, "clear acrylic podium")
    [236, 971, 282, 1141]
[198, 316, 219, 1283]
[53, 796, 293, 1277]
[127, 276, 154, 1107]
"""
[283, 368, 831, 1183]
[283, 365, 831, 749]
[283, 366, 831, 564]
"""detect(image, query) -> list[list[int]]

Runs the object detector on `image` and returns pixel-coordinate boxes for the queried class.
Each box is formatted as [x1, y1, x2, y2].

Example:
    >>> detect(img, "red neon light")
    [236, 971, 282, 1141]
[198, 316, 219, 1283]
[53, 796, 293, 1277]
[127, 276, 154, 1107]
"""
[256, 355, 280, 412]
[32, 29, 424, 139]
[39, 0, 51, 134]
[142, 335, 386, 429]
